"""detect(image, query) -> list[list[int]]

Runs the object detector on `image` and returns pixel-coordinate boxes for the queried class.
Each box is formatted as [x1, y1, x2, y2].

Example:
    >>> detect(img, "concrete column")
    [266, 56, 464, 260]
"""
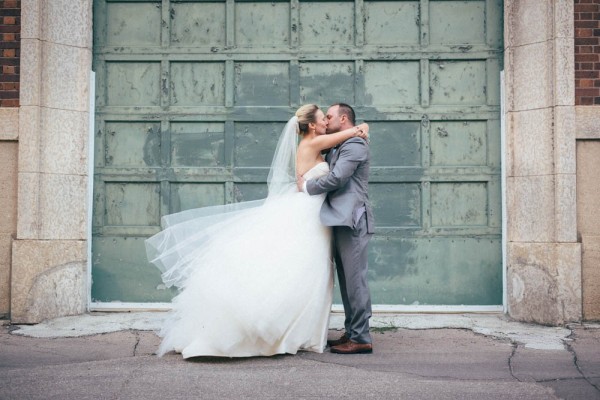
[575, 107, 600, 320]
[504, 0, 581, 324]
[0, 109, 19, 317]
[11, 0, 92, 323]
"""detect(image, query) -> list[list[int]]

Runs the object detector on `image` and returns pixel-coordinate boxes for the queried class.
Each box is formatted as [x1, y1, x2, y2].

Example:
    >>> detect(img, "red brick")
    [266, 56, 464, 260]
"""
[578, 45, 594, 53]
[580, 62, 595, 70]
[0, 83, 17, 90]
[577, 20, 600, 29]
[580, 79, 595, 88]
[0, 58, 19, 67]
[0, 40, 19, 49]
[0, 74, 18, 82]
[0, 91, 19, 99]
[576, 4, 599, 12]
[2, 48, 15, 58]
[577, 37, 600, 45]
[577, 28, 595, 37]
[3, 16, 16, 25]
[579, 96, 595, 105]
[0, 99, 19, 107]
[578, 88, 600, 97]
[3, 33, 15, 41]
[577, 70, 600, 78]
[0, 26, 19, 33]
[576, 53, 599, 62]
[0, 82, 18, 91]
[0, 8, 20, 17]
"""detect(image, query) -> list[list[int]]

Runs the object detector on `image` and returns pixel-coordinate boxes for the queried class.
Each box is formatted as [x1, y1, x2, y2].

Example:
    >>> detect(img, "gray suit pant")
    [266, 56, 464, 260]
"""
[333, 213, 373, 344]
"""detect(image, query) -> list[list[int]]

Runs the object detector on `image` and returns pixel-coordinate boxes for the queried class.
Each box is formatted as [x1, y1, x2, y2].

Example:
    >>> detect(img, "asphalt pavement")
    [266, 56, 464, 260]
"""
[0, 313, 599, 399]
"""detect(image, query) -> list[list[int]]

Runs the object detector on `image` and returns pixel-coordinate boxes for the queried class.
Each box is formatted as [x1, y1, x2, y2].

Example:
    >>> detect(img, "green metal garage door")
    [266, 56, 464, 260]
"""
[92, 0, 503, 306]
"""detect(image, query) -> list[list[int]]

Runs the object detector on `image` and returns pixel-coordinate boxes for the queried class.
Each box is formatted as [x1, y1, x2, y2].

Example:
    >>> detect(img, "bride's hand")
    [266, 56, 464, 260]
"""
[354, 123, 369, 140]
[296, 174, 305, 192]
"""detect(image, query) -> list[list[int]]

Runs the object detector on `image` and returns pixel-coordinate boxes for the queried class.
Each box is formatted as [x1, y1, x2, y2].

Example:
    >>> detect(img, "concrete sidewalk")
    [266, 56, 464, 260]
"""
[1, 313, 599, 399]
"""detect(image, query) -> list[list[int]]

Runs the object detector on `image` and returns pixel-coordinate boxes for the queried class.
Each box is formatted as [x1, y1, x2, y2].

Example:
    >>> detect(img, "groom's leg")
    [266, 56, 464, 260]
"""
[335, 214, 373, 344]
[333, 233, 352, 334]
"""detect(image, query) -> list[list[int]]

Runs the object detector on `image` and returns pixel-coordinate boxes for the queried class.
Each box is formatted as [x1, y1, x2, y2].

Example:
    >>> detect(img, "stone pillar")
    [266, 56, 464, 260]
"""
[575, 108, 600, 320]
[504, 1, 582, 324]
[11, 0, 92, 323]
[0, 109, 18, 317]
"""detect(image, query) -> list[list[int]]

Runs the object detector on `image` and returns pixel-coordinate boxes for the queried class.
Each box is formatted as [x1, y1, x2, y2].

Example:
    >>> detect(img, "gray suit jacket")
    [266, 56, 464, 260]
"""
[306, 137, 375, 233]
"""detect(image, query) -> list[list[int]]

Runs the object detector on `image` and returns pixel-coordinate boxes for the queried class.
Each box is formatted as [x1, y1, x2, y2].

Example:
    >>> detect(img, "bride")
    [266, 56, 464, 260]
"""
[146, 104, 369, 358]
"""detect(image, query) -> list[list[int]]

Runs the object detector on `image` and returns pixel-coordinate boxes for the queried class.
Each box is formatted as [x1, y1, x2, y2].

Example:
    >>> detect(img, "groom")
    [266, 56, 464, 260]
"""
[298, 103, 375, 354]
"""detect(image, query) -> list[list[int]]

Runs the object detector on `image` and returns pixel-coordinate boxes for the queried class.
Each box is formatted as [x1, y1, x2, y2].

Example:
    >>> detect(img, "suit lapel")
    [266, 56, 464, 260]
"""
[328, 146, 341, 168]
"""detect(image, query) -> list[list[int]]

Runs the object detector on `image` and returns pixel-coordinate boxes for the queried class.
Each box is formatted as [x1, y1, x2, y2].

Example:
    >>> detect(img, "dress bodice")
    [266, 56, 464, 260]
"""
[302, 162, 329, 180]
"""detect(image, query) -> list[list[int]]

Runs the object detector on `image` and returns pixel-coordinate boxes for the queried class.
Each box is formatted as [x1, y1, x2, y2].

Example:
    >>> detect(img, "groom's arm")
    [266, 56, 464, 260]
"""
[306, 138, 367, 195]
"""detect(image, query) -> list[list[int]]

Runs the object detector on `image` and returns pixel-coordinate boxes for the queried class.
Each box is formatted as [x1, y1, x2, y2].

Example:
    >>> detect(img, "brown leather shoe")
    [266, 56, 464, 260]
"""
[327, 333, 349, 347]
[330, 340, 373, 354]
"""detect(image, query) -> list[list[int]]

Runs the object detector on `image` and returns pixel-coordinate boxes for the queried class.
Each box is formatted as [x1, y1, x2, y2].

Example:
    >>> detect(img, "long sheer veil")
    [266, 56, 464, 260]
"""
[267, 116, 298, 197]
[145, 116, 300, 288]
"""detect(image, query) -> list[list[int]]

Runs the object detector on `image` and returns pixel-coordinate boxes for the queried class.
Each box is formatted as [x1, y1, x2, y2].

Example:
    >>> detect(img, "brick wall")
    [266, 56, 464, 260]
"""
[0, 0, 20, 108]
[1, 2, 596, 107]
[575, 0, 600, 105]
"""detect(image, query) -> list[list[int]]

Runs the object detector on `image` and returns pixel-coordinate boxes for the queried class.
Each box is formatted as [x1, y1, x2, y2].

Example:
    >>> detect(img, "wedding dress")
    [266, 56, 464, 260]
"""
[146, 117, 334, 358]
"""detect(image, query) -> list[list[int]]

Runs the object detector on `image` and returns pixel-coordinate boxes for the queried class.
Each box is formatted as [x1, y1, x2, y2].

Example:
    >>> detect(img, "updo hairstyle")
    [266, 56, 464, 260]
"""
[295, 104, 320, 135]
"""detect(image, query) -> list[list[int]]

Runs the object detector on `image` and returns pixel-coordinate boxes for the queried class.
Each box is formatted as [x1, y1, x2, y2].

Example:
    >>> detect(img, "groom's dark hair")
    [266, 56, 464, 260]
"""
[332, 103, 356, 126]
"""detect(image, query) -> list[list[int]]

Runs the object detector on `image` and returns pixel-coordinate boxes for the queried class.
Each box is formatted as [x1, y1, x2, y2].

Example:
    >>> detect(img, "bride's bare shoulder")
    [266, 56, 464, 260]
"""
[298, 136, 311, 147]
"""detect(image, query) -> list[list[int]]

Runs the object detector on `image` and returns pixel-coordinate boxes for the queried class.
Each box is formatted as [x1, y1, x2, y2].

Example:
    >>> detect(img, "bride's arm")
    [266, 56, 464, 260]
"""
[308, 123, 369, 152]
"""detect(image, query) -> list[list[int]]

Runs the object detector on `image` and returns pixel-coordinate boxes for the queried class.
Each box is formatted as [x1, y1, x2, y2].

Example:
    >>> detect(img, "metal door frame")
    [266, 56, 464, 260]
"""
[88, 0, 506, 314]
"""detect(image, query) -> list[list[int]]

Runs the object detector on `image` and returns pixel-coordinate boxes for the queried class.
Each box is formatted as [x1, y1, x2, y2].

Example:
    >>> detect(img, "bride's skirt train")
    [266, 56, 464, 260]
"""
[146, 188, 333, 358]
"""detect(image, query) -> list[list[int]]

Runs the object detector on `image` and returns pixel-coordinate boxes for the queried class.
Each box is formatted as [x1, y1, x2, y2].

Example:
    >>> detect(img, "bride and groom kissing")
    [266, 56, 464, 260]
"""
[146, 103, 375, 358]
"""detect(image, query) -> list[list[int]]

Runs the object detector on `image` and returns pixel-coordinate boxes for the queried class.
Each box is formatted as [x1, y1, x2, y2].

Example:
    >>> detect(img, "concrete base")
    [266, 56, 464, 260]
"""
[0, 141, 18, 316]
[13, 311, 573, 351]
[508, 242, 582, 325]
[11, 240, 87, 324]
[582, 236, 600, 320]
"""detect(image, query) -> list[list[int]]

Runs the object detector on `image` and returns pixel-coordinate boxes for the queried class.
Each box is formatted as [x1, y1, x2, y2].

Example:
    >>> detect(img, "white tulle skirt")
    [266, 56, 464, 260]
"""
[146, 185, 334, 358]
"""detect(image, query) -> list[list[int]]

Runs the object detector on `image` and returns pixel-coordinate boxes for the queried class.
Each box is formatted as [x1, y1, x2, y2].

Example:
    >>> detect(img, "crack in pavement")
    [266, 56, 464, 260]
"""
[507, 342, 523, 382]
[298, 353, 518, 383]
[301, 358, 477, 382]
[110, 354, 146, 400]
[536, 376, 600, 383]
[565, 340, 600, 394]
[132, 331, 141, 357]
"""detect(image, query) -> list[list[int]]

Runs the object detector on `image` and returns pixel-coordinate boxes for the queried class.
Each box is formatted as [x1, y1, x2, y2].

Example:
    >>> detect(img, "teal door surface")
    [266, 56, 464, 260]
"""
[92, 0, 504, 305]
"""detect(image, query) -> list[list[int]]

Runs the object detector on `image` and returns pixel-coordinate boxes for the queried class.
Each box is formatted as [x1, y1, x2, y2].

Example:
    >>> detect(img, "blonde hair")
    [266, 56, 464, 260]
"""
[295, 104, 320, 135]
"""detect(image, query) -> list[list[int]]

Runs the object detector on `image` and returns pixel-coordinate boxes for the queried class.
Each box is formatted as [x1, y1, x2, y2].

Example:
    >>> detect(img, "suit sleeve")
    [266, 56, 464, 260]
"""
[306, 139, 367, 195]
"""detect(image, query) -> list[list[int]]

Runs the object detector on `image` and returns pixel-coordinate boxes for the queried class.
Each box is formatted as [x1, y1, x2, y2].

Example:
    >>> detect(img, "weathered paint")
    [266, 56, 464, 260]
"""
[92, 0, 503, 305]
[333, 237, 503, 305]
[92, 237, 177, 302]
